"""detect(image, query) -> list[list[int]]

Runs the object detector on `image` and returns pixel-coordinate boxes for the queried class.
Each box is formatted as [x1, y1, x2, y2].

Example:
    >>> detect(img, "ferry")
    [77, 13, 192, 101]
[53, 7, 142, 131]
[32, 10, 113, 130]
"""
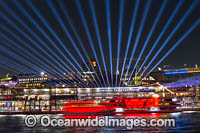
[61, 95, 182, 118]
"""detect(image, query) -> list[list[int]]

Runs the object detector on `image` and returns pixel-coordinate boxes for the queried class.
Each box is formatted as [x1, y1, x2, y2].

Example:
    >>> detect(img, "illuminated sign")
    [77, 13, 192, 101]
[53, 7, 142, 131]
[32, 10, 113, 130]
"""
[98, 88, 155, 93]
[124, 97, 159, 108]
[164, 70, 188, 75]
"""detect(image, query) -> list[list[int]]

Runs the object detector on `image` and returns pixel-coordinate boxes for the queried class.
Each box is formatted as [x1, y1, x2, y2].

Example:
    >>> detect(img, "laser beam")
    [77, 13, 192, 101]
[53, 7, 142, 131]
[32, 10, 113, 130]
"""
[143, 19, 200, 79]
[115, 0, 125, 87]
[129, 0, 167, 82]
[23, 0, 92, 87]
[75, 0, 106, 87]
[141, 0, 199, 77]
[135, 0, 185, 77]
[119, 0, 140, 86]
[125, 0, 152, 85]
[57, 0, 102, 87]
[0, 25, 86, 87]
[89, 0, 110, 87]
[105, 0, 113, 87]
[47, 0, 96, 87]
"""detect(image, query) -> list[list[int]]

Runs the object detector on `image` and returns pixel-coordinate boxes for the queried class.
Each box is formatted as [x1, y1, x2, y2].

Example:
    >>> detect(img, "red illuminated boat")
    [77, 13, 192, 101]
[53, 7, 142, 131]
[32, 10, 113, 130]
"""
[62, 95, 181, 118]
[61, 101, 115, 118]
[99, 94, 182, 114]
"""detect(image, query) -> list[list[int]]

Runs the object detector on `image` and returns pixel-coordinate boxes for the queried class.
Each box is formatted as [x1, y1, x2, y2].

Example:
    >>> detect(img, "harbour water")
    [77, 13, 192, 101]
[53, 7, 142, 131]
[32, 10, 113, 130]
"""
[0, 112, 200, 132]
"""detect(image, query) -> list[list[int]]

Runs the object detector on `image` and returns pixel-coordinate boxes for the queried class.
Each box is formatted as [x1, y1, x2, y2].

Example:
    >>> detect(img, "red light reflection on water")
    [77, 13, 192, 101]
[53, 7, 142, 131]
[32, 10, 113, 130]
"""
[122, 113, 161, 118]
[63, 114, 161, 119]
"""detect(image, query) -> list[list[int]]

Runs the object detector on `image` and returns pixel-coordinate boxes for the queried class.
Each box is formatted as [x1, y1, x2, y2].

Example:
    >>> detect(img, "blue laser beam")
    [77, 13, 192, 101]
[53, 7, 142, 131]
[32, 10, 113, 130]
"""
[0, 63, 23, 74]
[129, 0, 168, 81]
[1, 36, 82, 86]
[115, 0, 125, 87]
[24, 0, 93, 87]
[0, 56, 30, 73]
[0, 2, 68, 68]
[0, 45, 41, 72]
[57, 0, 101, 87]
[19, 0, 91, 87]
[75, 0, 106, 87]
[0, 36, 65, 77]
[0, 15, 86, 88]
[0, 42, 83, 87]
[143, 19, 200, 79]
[105, 0, 113, 87]
[135, 0, 184, 77]
[0, 22, 65, 75]
[0, 58, 76, 87]
[125, 0, 152, 84]
[0, 25, 86, 87]
[0, 63, 21, 74]
[23, 2, 87, 83]
[0, 43, 51, 77]
[165, 75, 200, 88]
[10, 3, 87, 87]
[141, 0, 199, 77]
[0, 54, 34, 72]
[0, 10, 65, 71]
[47, 0, 96, 87]
[23, 2, 81, 73]
[0, 3, 73, 74]
[119, 0, 140, 86]
[89, 0, 110, 87]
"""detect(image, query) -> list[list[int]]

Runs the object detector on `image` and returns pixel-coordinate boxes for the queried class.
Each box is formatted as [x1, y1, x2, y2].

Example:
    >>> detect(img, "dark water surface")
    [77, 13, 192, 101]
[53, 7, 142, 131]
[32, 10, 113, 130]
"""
[0, 112, 200, 132]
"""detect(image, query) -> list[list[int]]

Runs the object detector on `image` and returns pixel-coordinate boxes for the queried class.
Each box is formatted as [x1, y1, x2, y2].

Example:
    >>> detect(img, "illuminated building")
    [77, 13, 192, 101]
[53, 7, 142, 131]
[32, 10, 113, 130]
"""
[81, 60, 110, 85]
[0, 76, 18, 111]
[82, 60, 101, 74]
[150, 67, 200, 82]
[16, 73, 49, 88]
[0, 66, 199, 112]
[77, 86, 166, 101]
[148, 67, 200, 106]
[0, 73, 80, 111]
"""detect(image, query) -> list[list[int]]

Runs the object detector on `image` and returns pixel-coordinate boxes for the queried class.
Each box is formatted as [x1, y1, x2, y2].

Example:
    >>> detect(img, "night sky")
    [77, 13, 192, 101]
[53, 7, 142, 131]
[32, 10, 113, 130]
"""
[0, 0, 200, 77]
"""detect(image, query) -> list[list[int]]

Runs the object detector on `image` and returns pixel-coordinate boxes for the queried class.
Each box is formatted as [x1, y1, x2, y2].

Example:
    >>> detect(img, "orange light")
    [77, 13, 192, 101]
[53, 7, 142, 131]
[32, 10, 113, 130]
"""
[188, 70, 200, 73]
[123, 113, 161, 118]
